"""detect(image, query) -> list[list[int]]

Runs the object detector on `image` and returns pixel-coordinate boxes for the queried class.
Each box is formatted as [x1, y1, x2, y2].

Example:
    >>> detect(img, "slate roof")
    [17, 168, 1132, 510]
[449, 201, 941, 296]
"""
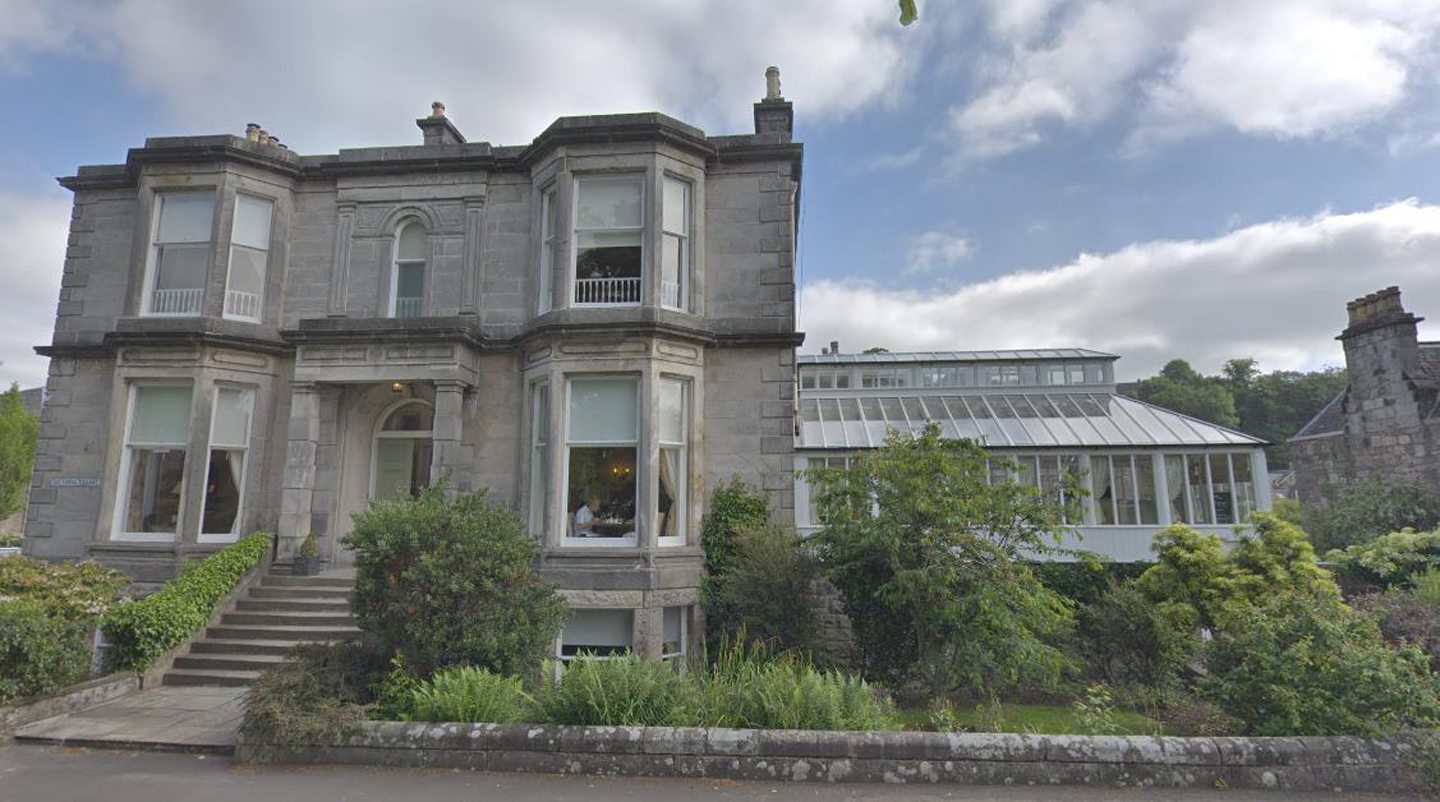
[1290, 342, 1440, 442]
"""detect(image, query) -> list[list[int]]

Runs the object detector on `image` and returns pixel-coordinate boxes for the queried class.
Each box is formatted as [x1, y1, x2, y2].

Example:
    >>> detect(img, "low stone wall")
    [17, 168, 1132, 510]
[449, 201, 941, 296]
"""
[236, 721, 1424, 792]
[0, 673, 140, 740]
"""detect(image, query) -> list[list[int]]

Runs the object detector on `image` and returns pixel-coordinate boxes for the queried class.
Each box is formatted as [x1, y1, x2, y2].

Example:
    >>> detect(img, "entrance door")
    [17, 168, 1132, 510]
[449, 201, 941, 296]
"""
[370, 400, 434, 501]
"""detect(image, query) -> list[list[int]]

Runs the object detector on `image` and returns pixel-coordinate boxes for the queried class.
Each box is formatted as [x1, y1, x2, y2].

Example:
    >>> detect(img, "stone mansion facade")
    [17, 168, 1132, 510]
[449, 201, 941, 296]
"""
[22, 74, 804, 660]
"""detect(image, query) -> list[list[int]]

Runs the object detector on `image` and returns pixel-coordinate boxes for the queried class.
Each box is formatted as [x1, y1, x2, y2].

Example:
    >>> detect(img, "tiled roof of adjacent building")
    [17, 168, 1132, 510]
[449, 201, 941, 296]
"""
[796, 391, 1264, 450]
[799, 348, 1118, 365]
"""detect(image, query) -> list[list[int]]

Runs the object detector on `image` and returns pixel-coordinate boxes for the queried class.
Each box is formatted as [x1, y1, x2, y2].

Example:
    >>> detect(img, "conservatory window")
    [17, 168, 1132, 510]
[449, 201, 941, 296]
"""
[117, 384, 193, 540]
[391, 221, 427, 318]
[144, 193, 214, 316]
[224, 195, 271, 322]
[199, 386, 254, 542]
[661, 177, 690, 310]
[1186, 455, 1214, 524]
[559, 609, 634, 660]
[565, 377, 639, 544]
[657, 379, 688, 546]
[573, 175, 643, 306]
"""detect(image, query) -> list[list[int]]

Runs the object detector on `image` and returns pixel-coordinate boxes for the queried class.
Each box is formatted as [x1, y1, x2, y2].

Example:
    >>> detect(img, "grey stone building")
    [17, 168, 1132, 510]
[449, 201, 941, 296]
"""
[23, 73, 804, 660]
[1291, 287, 1440, 504]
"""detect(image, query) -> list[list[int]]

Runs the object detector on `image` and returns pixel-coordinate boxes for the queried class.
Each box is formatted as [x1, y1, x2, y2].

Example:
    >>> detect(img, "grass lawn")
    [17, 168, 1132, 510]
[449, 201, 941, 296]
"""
[897, 702, 1164, 735]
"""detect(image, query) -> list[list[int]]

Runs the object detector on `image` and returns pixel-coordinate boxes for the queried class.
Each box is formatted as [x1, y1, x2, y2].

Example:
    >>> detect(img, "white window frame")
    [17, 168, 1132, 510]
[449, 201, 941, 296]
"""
[113, 382, 194, 543]
[141, 192, 214, 318]
[198, 385, 255, 543]
[657, 378, 688, 547]
[369, 399, 435, 500]
[562, 376, 641, 547]
[557, 608, 635, 662]
[222, 194, 272, 323]
[390, 220, 427, 318]
[662, 606, 688, 662]
[528, 381, 550, 537]
[571, 174, 645, 308]
[660, 175, 690, 311]
[538, 185, 557, 314]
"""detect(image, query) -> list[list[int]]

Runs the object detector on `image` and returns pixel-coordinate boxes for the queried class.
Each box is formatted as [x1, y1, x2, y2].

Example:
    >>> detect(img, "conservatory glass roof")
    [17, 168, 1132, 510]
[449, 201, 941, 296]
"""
[799, 348, 1117, 365]
[795, 392, 1265, 450]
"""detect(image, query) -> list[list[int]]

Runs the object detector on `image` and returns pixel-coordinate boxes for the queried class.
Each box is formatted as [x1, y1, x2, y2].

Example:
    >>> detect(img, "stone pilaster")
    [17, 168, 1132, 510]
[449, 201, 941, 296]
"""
[278, 382, 320, 559]
[430, 380, 470, 496]
[327, 204, 355, 316]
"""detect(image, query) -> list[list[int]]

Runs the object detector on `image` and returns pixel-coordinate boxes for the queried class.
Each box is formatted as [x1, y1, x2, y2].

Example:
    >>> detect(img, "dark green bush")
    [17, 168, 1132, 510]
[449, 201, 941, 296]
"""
[1033, 561, 1147, 607]
[0, 599, 91, 702]
[1306, 477, 1440, 551]
[343, 487, 567, 678]
[1326, 528, 1440, 590]
[102, 532, 271, 670]
[715, 524, 835, 663]
[240, 643, 382, 745]
[700, 478, 771, 651]
[1200, 590, 1440, 736]
[0, 556, 128, 620]
[1076, 581, 1193, 691]
[540, 656, 700, 727]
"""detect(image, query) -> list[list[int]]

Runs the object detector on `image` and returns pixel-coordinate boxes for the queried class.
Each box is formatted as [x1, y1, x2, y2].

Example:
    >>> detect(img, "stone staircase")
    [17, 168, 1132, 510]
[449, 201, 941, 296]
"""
[162, 570, 360, 687]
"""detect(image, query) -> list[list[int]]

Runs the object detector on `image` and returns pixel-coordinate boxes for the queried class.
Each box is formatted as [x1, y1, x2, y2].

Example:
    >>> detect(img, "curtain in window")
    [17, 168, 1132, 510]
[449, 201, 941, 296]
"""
[658, 448, 679, 536]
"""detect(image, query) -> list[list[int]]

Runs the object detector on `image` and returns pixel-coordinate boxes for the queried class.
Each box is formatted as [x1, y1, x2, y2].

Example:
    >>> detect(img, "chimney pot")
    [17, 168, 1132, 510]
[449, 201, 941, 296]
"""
[245, 123, 261, 142]
[431, 101, 446, 118]
[829, 340, 840, 354]
[765, 66, 782, 101]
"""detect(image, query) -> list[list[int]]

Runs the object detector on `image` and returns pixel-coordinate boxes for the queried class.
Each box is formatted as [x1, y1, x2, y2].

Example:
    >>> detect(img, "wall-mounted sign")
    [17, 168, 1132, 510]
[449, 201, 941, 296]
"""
[49, 477, 101, 488]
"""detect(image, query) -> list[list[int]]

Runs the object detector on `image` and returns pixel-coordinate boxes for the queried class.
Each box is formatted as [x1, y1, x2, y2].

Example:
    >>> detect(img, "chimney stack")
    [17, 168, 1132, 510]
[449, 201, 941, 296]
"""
[829, 340, 840, 355]
[1338, 285, 1426, 426]
[753, 65, 794, 142]
[417, 100, 466, 146]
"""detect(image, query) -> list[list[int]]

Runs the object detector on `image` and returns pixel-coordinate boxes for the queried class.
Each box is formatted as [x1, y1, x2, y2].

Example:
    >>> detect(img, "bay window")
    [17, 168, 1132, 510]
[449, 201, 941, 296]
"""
[391, 221, 426, 318]
[560, 609, 633, 660]
[200, 386, 254, 541]
[224, 195, 272, 322]
[117, 384, 193, 539]
[661, 177, 690, 310]
[657, 378, 688, 545]
[145, 193, 214, 316]
[565, 377, 638, 544]
[573, 175, 643, 306]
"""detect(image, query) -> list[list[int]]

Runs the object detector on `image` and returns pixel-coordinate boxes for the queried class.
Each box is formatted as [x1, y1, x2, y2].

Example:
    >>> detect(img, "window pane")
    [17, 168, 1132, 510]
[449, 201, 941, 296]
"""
[568, 447, 637, 537]
[663, 607, 685, 656]
[529, 384, 549, 536]
[201, 448, 243, 534]
[577, 177, 643, 229]
[1210, 453, 1235, 524]
[232, 195, 273, 250]
[659, 445, 685, 539]
[226, 246, 266, 320]
[1135, 454, 1158, 525]
[123, 448, 186, 533]
[838, 397, 862, 421]
[1232, 453, 1256, 523]
[396, 262, 425, 300]
[562, 609, 634, 657]
[1114, 456, 1138, 525]
[131, 385, 192, 444]
[662, 233, 685, 307]
[569, 378, 638, 442]
[1086, 364, 1105, 383]
[1186, 455, 1213, 524]
[397, 223, 427, 260]
[859, 397, 883, 421]
[1165, 455, 1188, 523]
[1092, 456, 1115, 525]
[576, 230, 642, 279]
[212, 387, 253, 447]
[1019, 365, 1038, 385]
[1068, 365, 1087, 384]
[156, 193, 214, 243]
[835, 372, 852, 389]
[381, 402, 433, 431]
[663, 178, 688, 235]
[373, 438, 431, 500]
[155, 244, 210, 290]
[659, 380, 685, 443]
[800, 373, 816, 389]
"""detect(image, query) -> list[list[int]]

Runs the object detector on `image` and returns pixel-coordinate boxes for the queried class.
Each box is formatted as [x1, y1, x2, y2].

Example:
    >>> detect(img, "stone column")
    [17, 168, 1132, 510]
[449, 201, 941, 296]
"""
[278, 382, 320, 560]
[430, 380, 470, 497]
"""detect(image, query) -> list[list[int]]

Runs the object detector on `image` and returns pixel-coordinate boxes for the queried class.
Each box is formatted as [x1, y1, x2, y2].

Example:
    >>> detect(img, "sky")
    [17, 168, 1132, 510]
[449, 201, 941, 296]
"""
[3, 0, 1440, 389]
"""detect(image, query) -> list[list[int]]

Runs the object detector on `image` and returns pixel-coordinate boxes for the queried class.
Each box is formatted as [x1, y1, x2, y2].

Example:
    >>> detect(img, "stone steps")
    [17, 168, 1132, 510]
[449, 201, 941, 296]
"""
[161, 570, 359, 688]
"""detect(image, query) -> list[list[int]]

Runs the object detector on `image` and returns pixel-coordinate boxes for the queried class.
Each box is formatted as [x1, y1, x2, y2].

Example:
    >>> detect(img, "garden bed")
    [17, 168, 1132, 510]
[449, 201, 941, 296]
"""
[236, 720, 1423, 792]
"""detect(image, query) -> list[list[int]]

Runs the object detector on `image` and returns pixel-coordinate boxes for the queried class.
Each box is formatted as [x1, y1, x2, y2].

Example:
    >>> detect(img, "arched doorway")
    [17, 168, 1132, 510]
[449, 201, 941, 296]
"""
[370, 399, 434, 500]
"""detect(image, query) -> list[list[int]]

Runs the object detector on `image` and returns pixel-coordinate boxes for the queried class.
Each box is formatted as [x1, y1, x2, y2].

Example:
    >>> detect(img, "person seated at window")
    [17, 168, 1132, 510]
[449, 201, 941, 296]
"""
[573, 495, 603, 537]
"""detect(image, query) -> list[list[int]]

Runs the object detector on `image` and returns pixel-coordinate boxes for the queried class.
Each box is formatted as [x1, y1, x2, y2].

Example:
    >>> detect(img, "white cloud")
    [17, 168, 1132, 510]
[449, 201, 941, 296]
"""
[951, 0, 1440, 159]
[0, 193, 69, 390]
[905, 230, 973, 274]
[800, 200, 1440, 379]
[7, 1, 921, 152]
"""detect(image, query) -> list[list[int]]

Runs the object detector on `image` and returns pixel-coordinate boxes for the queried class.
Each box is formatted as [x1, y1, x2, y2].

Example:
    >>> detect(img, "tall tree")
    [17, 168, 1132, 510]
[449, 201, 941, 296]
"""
[1131, 359, 1240, 428]
[0, 384, 38, 520]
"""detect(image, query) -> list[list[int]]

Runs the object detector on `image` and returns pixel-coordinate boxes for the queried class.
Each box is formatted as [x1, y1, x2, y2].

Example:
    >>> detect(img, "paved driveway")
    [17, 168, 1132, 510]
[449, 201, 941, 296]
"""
[0, 744, 1426, 802]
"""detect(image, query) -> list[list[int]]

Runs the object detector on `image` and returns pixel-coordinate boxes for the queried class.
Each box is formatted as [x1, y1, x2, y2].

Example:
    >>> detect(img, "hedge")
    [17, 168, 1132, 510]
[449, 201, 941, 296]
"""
[0, 599, 92, 702]
[102, 532, 272, 671]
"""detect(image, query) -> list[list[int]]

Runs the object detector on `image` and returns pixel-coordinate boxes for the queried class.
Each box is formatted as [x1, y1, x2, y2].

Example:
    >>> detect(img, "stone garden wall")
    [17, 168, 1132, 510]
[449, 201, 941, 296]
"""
[236, 721, 1423, 792]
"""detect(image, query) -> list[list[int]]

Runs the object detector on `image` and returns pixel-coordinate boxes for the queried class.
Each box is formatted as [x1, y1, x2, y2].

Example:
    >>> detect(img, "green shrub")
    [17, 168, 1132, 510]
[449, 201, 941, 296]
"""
[0, 531, 23, 548]
[0, 599, 91, 702]
[0, 555, 128, 620]
[700, 479, 771, 651]
[102, 532, 271, 670]
[0, 383, 38, 520]
[1306, 477, 1440, 551]
[1200, 590, 1440, 736]
[715, 524, 835, 663]
[1354, 590, 1440, 671]
[1326, 528, 1440, 590]
[540, 655, 699, 727]
[400, 666, 533, 724]
[1076, 581, 1193, 691]
[241, 643, 382, 745]
[343, 488, 567, 678]
[697, 639, 897, 731]
[1033, 560, 1147, 607]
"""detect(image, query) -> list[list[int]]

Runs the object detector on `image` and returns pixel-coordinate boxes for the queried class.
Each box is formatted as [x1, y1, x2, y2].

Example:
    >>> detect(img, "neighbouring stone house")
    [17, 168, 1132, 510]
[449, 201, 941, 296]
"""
[22, 71, 804, 661]
[1291, 286, 1440, 504]
[794, 344, 1271, 562]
